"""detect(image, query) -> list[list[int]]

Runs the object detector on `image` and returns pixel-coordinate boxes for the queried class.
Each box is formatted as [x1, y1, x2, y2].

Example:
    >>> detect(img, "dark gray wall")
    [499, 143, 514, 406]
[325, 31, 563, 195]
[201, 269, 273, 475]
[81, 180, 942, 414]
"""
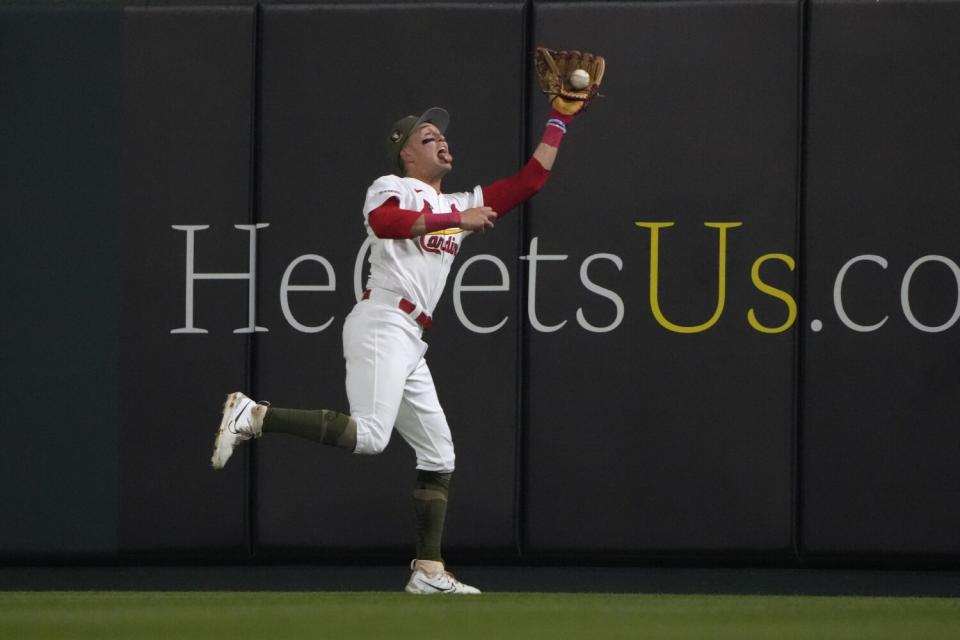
[801, 0, 960, 557]
[3, 0, 960, 566]
[1, 4, 121, 556]
[524, 0, 798, 556]
[117, 4, 256, 556]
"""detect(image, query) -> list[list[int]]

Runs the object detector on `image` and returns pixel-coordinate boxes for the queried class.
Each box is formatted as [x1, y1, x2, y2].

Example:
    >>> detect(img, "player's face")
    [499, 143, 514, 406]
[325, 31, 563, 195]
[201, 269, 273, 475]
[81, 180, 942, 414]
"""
[402, 123, 453, 180]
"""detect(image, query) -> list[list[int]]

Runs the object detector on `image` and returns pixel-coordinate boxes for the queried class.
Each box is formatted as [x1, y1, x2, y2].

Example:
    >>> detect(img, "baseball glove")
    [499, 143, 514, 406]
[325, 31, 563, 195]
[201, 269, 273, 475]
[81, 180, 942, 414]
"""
[535, 47, 606, 116]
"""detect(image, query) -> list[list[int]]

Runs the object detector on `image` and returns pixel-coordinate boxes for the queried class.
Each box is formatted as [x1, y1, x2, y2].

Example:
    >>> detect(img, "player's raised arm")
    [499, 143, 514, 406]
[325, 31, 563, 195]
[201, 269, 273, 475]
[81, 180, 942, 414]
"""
[482, 47, 606, 217]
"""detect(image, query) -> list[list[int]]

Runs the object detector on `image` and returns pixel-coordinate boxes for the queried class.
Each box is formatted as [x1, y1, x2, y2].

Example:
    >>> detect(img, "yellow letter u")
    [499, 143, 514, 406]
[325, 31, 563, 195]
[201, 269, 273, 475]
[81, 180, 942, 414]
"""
[635, 221, 743, 334]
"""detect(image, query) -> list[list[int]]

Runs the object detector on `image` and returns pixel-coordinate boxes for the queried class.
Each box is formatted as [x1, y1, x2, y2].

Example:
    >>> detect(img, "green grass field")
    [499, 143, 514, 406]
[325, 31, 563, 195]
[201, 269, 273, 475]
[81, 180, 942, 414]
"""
[3, 592, 960, 639]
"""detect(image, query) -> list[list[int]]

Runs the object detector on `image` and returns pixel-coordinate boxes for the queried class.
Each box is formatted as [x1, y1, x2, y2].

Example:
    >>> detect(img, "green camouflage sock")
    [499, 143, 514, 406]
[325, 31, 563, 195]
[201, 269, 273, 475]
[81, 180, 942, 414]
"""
[413, 470, 452, 562]
[261, 407, 356, 450]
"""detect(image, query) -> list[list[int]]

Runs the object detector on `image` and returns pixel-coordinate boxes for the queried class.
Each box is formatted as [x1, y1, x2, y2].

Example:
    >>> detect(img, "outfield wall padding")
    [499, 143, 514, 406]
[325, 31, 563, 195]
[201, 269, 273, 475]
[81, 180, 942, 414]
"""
[522, 0, 799, 555]
[4, 0, 960, 565]
[801, 0, 960, 557]
[0, 4, 122, 556]
[118, 5, 257, 554]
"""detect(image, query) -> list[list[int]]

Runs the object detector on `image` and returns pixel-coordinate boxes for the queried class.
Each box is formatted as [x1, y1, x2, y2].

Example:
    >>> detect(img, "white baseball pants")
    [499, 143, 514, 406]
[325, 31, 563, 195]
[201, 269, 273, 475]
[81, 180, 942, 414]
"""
[342, 293, 455, 472]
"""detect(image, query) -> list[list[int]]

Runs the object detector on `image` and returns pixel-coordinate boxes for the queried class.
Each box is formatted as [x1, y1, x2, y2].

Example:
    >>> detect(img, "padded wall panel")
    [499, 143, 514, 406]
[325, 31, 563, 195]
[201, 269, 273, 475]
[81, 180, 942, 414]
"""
[254, 2, 525, 556]
[802, 0, 960, 555]
[524, 1, 800, 554]
[118, 6, 255, 553]
[0, 5, 121, 556]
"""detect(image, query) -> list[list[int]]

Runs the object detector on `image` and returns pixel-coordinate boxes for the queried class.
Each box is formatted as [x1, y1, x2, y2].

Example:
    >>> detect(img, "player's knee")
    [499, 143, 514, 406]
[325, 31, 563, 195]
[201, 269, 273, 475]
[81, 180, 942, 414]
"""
[352, 417, 392, 456]
[356, 434, 390, 456]
[364, 438, 390, 456]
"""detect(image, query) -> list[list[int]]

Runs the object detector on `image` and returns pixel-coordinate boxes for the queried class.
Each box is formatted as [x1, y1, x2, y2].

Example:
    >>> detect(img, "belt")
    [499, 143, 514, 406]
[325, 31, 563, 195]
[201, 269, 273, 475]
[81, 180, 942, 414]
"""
[362, 289, 433, 330]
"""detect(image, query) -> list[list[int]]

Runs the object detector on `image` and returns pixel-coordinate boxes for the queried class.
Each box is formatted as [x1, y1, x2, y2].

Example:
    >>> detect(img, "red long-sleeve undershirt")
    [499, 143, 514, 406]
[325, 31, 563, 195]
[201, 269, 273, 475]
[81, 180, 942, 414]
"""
[367, 200, 423, 239]
[482, 157, 550, 216]
[367, 157, 551, 239]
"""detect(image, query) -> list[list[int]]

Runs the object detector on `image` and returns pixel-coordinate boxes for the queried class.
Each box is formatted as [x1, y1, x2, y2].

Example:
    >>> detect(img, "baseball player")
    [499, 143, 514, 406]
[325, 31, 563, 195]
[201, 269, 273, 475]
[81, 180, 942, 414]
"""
[211, 49, 605, 594]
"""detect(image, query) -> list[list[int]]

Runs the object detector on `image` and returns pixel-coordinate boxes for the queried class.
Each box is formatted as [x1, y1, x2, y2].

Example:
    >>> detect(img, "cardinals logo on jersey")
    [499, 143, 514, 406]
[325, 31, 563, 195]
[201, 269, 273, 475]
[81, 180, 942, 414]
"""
[420, 230, 461, 256]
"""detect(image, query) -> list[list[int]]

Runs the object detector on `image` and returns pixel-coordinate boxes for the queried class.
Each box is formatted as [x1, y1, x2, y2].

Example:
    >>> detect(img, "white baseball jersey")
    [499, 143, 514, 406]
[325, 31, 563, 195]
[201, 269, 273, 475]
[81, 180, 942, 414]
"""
[344, 174, 483, 472]
[362, 174, 484, 314]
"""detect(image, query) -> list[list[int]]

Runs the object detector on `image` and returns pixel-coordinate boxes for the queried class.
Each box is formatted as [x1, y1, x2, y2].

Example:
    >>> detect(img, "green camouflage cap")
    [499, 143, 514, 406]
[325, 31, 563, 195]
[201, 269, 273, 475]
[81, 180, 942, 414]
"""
[386, 107, 450, 174]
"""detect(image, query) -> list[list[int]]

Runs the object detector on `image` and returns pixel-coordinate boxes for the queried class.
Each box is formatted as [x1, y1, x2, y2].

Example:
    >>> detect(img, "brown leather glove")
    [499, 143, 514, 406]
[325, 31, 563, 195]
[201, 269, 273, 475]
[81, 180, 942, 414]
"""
[535, 47, 606, 116]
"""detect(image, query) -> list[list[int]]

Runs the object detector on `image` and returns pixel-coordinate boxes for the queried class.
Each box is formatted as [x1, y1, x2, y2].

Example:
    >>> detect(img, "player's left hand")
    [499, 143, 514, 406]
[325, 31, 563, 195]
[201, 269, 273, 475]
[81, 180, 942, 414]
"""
[535, 47, 606, 117]
[459, 206, 497, 233]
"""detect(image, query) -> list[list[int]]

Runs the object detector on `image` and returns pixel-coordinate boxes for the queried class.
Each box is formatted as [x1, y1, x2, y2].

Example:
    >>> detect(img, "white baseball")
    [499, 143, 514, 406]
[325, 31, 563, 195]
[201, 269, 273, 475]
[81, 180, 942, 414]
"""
[569, 68, 591, 90]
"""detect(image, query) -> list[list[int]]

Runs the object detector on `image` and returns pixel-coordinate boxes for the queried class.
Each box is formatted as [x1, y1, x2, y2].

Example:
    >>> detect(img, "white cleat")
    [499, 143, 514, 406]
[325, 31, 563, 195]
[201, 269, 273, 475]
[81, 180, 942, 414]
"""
[405, 560, 481, 595]
[210, 392, 268, 470]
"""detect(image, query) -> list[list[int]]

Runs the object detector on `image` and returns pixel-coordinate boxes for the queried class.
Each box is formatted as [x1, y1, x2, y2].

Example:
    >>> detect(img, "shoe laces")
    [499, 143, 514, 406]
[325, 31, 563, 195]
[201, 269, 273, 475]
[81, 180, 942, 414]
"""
[411, 561, 460, 584]
[231, 400, 269, 438]
[437, 570, 467, 589]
